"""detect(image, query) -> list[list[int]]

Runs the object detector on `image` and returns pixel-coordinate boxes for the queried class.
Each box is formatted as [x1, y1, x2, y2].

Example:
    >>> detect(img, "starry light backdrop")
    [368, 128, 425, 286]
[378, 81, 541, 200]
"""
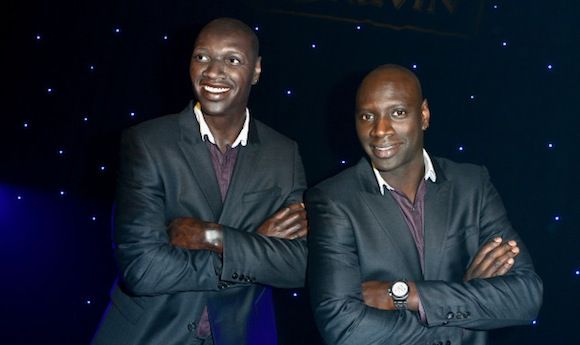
[2, 0, 579, 344]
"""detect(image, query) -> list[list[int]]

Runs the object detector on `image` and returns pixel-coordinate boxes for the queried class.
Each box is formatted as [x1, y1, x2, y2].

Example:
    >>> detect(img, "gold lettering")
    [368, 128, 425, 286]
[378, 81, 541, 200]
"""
[442, 0, 461, 13]
[391, 0, 408, 9]
[413, 0, 460, 13]
[349, 0, 385, 7]
[412, 0, 434, 12]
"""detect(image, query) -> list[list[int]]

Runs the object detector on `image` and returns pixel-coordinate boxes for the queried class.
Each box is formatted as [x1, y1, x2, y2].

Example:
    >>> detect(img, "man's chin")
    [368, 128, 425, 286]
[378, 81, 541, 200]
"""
[198, 101, 226, 116]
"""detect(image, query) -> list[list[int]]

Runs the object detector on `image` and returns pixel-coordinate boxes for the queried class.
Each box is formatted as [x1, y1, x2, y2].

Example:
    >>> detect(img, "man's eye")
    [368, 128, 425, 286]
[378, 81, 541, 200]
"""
[194, 54, 209, 62]
[392, 110, 407, 118]
[228, 57, 241, 65]
[360, 113, 374, 121]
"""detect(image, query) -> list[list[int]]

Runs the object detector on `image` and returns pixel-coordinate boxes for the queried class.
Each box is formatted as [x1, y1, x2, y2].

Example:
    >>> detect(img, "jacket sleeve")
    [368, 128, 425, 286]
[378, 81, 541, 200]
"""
[417, 167, 543, 330]
[220, 142, 308, 288]
[113, 128, 222, 296]
[306, 187, 461, 345]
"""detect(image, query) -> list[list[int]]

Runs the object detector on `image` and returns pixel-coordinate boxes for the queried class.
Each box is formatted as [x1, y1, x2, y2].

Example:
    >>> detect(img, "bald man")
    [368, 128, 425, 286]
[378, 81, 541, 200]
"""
[306, 64, 542, 345]
[92, 18, 307, 345]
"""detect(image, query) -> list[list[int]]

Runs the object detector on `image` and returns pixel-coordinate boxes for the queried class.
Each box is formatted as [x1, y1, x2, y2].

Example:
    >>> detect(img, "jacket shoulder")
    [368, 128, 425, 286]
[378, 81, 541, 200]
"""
[307, 163, 363, 200]
[433, 157, 488, 183]
[253, 119, 297, 148]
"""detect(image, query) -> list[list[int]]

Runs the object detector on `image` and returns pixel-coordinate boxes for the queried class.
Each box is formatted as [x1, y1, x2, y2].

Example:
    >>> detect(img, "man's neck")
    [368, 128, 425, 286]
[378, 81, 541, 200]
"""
[204, 112, 245, 153]
[381, 161, 425, 203]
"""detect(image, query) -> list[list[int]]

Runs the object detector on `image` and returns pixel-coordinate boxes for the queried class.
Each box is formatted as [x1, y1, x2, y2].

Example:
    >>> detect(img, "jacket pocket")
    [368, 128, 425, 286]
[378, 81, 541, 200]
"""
[242, 186, 281, 203]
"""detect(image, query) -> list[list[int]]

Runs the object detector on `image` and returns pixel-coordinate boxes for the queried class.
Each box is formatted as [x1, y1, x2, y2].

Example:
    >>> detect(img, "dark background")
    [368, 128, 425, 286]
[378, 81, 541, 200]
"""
[2, 0, 579, 344]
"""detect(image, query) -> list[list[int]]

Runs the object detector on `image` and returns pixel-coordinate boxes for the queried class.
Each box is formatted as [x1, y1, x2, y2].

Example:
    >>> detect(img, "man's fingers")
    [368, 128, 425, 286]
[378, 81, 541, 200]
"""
[276, 208, 306, 228]
[286, 203, 305, 211]
[494, 257, 515, 276]
[465, 238, 521, 281]
[479, 242, 519, 277]
[471, 237, 502, 268]
[284, 220, 309, 239]
[270, 206, 291, 220]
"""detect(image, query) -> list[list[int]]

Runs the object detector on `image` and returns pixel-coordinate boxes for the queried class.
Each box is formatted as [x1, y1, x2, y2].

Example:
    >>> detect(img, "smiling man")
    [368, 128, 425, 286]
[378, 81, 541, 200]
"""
[306, 64, 542, 345]
[91, 18, 308, 345]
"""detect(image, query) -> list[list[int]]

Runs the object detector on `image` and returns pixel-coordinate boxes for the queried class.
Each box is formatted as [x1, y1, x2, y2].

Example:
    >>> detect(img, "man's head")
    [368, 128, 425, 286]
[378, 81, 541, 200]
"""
[355, 64, 430, 179]
[190, 18, 261, 118]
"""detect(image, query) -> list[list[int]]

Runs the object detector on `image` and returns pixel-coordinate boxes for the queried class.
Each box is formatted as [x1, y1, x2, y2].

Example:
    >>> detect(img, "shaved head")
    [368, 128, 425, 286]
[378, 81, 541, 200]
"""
[357, 64, 423, 104]
[198, 17, 260, 59]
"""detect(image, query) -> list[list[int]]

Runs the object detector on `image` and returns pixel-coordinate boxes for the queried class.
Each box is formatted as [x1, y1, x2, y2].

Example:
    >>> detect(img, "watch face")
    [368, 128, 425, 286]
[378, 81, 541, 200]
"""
[391, 281, 409, 298]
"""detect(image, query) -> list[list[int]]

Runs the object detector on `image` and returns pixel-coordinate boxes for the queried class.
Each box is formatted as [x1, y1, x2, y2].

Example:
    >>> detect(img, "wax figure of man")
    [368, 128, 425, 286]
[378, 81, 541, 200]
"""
[92, 18, 308, 345]
[306, 64, 542, 345]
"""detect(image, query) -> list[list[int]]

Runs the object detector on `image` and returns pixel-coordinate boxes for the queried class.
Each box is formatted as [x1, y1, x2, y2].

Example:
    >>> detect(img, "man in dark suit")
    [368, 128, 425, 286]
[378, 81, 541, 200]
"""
[92, 18, 307, 345]
[306, 64, 542, 345]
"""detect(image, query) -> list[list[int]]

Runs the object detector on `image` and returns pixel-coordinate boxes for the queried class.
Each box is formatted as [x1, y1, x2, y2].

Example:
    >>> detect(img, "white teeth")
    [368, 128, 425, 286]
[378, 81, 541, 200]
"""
[203, 85, 230, 93]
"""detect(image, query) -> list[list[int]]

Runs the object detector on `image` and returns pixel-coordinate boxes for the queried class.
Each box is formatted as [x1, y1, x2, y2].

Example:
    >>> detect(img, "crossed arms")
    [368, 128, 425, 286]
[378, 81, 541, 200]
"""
[306, 170, 542, 345]
[113, 128, 308, 296]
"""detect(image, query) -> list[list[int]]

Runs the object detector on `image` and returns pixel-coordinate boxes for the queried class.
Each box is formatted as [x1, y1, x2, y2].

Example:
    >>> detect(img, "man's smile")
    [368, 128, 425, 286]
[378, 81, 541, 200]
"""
[371, 142, 401, 159]
[202, 85, 231, 94]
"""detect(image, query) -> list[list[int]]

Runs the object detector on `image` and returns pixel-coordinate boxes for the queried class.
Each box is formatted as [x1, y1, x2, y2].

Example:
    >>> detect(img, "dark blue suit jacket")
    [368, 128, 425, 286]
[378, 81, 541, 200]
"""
[306, 157, 542, 345]
[92, 102, 307, 345]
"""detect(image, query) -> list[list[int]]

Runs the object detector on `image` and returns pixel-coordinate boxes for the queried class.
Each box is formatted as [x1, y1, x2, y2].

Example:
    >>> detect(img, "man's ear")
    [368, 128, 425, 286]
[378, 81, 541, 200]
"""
[421, 99, 430, 130]
[252, 56, 262, 85]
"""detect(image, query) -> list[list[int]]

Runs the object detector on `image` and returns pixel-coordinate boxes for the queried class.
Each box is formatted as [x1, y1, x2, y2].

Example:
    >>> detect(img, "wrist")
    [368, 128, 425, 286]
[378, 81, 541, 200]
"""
[204, 225, 223, 254]
[387, 280, 419, 312]
[388, 281, 409, 310]
[407, 281, 419, 311]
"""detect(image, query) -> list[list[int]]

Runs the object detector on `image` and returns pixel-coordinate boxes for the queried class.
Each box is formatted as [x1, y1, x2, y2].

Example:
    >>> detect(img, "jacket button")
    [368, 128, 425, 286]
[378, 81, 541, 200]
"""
[446, 341, 451, 345]
[456, 312, 464, 319]
[239, 274, 245, 281]
[187, 323, 194, 332]
[232, 273, 238, 279]
[464, 312, 470, 318]
[446, 312, 455, 319]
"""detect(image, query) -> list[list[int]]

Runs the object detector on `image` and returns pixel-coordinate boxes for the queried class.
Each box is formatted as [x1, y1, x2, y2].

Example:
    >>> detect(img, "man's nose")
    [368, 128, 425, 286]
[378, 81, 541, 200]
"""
[371, 116, 393, 137]
[203, 60, 225, 79]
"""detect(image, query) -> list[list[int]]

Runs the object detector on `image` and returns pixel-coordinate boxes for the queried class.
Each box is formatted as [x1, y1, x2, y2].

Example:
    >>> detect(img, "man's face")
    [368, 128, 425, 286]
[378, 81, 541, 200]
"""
[190, 26, 261, 117]
[355, 69, 430, 179]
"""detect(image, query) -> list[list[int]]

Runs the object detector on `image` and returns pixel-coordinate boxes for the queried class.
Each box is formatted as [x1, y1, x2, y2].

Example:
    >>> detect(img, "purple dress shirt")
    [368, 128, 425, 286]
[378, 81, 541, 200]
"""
[196, 141, 239, 339]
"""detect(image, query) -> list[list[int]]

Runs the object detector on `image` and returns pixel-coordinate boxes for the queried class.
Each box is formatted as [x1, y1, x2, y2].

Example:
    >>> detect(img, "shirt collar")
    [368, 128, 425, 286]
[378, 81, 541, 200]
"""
[372, 149, 437, 195]
[193, 102, 250, 148]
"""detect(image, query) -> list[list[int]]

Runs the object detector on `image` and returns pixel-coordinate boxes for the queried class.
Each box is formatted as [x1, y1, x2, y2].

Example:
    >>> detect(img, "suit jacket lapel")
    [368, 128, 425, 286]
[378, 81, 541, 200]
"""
[356, 159, 423, 279]
[176, 102, 223, 220]
[218, 118, 261, 225]
[423, 159, 452, 280]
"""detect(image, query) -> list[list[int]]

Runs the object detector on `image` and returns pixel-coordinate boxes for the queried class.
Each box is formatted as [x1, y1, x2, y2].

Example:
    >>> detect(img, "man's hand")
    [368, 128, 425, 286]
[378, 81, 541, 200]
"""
[167, 217, 224, 254]
[257, 203, 308, 240]
[464, 237, 519, 282]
